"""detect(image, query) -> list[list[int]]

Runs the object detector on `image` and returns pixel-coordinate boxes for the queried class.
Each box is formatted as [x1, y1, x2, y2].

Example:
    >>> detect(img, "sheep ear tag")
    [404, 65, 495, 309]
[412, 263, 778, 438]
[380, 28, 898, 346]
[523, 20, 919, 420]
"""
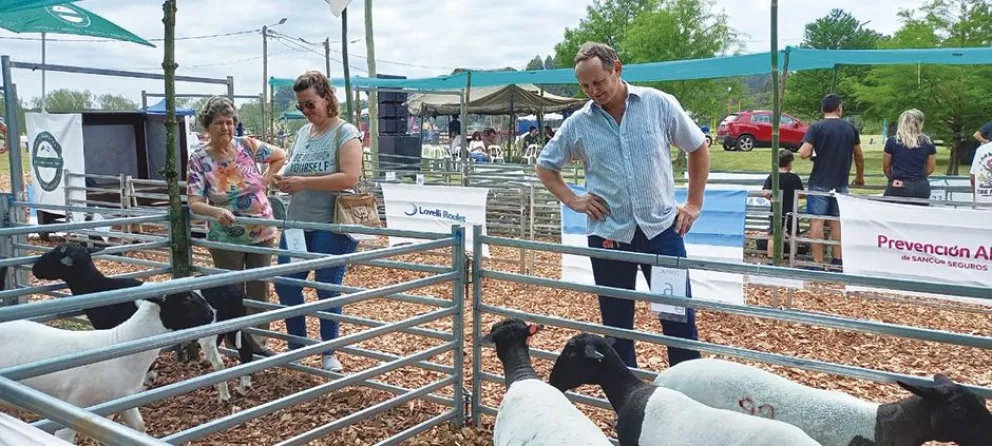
[525, 324, 543, 346]
[59, 256, 74, 267]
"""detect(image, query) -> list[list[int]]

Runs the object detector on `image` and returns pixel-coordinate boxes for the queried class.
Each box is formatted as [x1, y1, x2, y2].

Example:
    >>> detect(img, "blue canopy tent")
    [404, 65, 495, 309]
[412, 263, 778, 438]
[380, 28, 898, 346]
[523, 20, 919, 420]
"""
[144, 98, 195, 116]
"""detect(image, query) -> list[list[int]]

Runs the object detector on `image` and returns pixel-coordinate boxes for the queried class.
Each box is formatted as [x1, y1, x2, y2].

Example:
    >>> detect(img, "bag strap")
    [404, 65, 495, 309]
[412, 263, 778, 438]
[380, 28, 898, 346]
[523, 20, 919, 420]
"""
[333, 121, 368, 195]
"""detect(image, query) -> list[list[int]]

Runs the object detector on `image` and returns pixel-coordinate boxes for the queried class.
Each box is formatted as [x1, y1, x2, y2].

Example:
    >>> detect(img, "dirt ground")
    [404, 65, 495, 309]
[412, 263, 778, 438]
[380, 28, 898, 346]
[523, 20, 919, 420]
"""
[2, 231, 990, 445]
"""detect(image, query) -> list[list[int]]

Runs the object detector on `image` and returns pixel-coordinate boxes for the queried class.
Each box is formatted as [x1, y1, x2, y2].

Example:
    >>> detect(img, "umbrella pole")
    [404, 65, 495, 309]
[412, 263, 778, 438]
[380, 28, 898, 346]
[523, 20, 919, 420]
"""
[41, 32, 46, 112]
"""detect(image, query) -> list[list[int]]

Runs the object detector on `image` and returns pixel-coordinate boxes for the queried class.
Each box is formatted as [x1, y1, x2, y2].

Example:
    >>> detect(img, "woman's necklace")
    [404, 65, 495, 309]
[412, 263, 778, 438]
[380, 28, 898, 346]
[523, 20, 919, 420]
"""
[208, 140, 236, 162]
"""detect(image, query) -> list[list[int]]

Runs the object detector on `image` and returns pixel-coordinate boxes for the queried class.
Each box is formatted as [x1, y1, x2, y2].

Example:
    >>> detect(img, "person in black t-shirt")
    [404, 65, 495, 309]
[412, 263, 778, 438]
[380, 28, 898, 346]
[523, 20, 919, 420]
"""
[974, 120, 991, 145]
[798, 94, 864, 267]
[883, 109, 936, 201]
[763, 149, 804, 258]
[448, 115, 461, 138]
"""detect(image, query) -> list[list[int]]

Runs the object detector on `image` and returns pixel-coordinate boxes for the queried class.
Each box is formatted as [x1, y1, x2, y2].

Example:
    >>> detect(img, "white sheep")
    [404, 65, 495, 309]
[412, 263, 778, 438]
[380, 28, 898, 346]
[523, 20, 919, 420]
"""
[0, 291, 216, 444]
[652, 357, 992, 446]
[549, 334, 821, 446]
[32, 243, 256, 401]
[481, 318, 612, 446]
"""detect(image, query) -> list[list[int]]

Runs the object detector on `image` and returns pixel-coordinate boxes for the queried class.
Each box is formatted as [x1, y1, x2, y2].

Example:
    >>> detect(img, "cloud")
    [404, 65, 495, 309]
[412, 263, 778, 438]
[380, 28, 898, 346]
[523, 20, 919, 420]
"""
[0, 0, 912, 108]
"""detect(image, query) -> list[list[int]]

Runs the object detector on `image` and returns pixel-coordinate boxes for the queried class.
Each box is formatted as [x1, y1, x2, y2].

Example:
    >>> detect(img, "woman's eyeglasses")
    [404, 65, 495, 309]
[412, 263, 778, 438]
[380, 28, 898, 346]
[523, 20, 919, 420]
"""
[295, 100, 317, 112]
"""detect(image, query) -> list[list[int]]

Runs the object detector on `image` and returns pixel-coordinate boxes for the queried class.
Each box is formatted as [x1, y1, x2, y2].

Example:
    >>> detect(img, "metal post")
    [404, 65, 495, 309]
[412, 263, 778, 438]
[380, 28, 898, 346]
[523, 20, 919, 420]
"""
[261, 24, 268, 142]
[226, 76, 234, 102]
[470, 225, 483, 425]
[2, 57, 25, 198]
[450, 226, 466, 427]
[141, 89, 148, 109]
[460, 74, 471, 187]
[269, 84, 275, 144]
[769, 0, 784, 266]
[41, 32, 46, 113]
[324, 37, 332, 78]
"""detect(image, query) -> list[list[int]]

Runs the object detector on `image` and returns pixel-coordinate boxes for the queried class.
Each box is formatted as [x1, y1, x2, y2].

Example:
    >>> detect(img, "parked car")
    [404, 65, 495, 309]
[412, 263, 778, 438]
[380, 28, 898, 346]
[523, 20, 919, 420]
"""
[716, 110, 809, 152]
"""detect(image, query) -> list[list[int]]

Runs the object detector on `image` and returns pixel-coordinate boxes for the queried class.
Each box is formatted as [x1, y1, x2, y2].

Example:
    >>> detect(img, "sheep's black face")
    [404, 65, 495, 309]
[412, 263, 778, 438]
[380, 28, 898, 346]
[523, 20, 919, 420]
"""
[898, 374, 992, 446]
[31, 243, 100, 280]
[155, 291, 216, 331]
[479, 318, 541, 355]
[548, 333, 610, 393]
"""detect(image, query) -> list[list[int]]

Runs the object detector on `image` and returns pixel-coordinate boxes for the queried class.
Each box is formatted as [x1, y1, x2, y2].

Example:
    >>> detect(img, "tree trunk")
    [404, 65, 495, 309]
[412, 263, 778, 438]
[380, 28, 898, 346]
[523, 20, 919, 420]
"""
[162, 0, 191, 278]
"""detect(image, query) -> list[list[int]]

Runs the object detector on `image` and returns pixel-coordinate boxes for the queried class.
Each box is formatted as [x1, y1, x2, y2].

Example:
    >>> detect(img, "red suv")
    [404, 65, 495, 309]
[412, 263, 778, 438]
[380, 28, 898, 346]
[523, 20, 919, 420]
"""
[717, 110, 809, 152]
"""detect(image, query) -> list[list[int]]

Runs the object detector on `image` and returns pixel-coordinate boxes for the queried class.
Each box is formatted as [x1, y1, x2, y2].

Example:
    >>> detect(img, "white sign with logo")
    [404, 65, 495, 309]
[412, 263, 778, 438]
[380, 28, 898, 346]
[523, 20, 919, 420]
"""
[836, 194, 992, 305]
[26, 113, 85, 214]
[649, 267, 689, 321]
[380, 183, 490, 256]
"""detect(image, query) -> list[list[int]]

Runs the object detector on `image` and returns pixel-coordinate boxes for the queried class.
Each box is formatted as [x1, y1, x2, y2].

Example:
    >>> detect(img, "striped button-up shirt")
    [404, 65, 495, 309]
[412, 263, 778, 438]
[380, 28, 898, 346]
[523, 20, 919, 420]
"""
[537, 83, 706, 244]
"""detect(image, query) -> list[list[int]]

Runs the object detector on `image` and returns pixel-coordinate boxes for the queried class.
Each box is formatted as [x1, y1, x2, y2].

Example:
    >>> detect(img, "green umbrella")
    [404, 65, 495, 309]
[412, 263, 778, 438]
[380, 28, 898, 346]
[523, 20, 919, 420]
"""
[0, 0, 76, 14]
[0, 3, 153, 46]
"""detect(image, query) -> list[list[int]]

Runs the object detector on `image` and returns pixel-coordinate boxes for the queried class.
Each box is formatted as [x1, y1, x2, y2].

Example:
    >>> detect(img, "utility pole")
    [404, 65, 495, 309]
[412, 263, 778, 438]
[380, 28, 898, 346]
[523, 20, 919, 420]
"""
[342, 9, 354, 127]
[261, 18, 287, 143]
[262, 24, 268, 142]
[324, 37, 331, 78]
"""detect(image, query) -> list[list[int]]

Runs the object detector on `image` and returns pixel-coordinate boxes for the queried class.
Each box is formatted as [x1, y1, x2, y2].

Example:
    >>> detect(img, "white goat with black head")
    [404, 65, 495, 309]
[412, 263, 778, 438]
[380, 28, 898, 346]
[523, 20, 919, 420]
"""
[0, 291, 215, 444]
[481, 318, 612, 446]
[31, 243, 260, 401]
[548, 334, 820, 446]
[652, 357, 992, 446]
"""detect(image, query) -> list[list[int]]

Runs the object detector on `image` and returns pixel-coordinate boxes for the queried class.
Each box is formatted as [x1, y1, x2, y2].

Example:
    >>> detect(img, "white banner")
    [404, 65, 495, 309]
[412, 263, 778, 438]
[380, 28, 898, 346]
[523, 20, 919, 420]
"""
[836, 195, 992, 305]
[380, 183, 490, 256]
[26, 113, 85, 215]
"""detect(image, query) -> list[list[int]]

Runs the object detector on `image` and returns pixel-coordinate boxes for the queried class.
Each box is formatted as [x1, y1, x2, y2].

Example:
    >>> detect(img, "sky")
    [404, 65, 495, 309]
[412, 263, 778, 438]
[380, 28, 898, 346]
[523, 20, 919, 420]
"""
[0, 0, 922, 108]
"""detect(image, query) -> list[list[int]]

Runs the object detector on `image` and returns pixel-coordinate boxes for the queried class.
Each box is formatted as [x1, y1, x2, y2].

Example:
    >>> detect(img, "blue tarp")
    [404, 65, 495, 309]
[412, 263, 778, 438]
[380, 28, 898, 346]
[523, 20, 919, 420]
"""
[144, 98, 195, 116]
[269, 46, 992, 91]
[561, 185, 747, 249]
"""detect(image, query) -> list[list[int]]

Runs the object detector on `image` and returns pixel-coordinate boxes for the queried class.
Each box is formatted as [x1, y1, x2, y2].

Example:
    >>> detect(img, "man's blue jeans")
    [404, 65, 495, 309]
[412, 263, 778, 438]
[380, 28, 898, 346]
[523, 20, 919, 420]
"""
[587, 224, 701, 369]
[275, 230, 358, 355]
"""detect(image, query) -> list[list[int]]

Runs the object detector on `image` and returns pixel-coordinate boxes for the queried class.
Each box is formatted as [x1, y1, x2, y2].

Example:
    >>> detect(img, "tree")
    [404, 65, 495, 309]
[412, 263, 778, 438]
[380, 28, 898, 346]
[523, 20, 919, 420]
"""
[525, 55, 544, 71]
[544, 55, 555, 70]
[237, 99, 263, 135]
[553, 0, 660, 67]
[31, 89, 93, 112]
[853, 0, 992, 174]
[622, 0, 742, 123]
[274, 86, 295, 115]
[783, 9, 885, 120]
[97, 94, 138, 111]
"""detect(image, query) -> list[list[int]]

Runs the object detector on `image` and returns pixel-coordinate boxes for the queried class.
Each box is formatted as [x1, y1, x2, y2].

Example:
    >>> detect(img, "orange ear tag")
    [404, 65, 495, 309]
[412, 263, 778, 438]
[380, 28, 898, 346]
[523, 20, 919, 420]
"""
[602, 240, 615, 249]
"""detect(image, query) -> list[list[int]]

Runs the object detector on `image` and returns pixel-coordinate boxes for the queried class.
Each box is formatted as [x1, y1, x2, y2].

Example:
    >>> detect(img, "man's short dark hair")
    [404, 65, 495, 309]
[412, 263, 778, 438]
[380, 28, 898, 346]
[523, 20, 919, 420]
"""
[778, 148, 794, 168]
[574, 42, 618, 71]
[529, 126, 537, 132]
[821, 94, 842, 113]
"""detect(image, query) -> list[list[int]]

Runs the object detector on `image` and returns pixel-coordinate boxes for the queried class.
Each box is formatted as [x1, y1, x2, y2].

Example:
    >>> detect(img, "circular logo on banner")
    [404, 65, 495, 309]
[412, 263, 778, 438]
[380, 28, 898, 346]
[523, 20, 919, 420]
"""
[47, 5, 91, 28]
[32, 131, 65, 192]
[404, 203, 418, 216]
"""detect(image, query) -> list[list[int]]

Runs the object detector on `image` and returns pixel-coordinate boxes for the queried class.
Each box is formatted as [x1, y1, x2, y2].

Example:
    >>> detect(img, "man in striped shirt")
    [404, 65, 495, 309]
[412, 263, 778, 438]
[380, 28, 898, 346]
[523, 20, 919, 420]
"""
[536, 42, 710, 368]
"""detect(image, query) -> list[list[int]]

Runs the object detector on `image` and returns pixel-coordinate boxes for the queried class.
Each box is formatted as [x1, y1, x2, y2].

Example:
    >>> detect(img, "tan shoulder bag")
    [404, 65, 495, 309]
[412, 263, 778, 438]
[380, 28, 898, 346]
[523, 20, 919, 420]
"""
[332, 125, 383, 228]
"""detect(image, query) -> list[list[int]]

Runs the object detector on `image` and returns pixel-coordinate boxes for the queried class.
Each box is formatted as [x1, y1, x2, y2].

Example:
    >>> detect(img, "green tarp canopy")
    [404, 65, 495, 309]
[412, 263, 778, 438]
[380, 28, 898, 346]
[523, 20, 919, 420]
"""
[0, 2, 153, 46]
[406, 83, 585, 116]
[0, 0, 75, 14]
[268, 46, 992, 91]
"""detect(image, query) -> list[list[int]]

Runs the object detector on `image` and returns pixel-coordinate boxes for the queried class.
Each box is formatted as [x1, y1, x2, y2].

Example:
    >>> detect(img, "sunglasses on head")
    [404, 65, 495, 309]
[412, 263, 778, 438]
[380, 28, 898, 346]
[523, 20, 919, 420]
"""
[295, 100, 317, 112]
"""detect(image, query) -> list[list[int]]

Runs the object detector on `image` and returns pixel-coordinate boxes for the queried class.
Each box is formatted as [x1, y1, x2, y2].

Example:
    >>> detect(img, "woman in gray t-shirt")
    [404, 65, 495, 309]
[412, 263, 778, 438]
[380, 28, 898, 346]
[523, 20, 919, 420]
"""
[271, 71, 363, 372]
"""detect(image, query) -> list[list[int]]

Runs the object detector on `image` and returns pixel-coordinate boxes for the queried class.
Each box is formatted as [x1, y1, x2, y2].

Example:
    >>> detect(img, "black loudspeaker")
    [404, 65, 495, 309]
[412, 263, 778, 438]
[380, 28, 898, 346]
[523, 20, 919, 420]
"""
[379, 135, 422, 174]
[377, 74, 409, 136]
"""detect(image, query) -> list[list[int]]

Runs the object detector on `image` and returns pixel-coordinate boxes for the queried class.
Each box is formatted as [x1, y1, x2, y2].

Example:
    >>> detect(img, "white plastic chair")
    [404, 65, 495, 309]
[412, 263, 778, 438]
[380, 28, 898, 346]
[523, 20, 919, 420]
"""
[523, 144, 541, 164]
[488, 145, 504, 163]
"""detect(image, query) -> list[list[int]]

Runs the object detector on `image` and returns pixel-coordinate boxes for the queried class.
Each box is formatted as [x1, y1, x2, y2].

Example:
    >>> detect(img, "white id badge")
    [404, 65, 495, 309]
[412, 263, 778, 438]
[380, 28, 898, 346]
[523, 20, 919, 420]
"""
[284, 229, 307, 263]
[649, 267, 689, 323]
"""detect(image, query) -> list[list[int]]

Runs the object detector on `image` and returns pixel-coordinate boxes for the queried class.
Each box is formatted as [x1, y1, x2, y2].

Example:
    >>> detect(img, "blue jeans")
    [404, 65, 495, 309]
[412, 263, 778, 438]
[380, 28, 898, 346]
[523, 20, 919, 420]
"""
[275, 230, 358, 354]
[587, 224, 700, 369]
[806, 185, 848, 217]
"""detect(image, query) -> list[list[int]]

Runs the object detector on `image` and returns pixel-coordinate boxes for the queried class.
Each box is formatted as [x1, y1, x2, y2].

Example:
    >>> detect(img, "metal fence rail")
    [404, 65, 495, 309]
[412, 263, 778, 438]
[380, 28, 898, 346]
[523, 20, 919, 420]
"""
[0, 211, 468, 444]
[469, 227, 992, 431]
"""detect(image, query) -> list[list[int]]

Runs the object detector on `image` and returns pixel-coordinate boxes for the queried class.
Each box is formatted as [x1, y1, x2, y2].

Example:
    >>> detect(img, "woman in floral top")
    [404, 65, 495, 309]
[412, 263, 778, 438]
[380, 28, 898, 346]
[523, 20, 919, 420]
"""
[186, 96, 287, 356]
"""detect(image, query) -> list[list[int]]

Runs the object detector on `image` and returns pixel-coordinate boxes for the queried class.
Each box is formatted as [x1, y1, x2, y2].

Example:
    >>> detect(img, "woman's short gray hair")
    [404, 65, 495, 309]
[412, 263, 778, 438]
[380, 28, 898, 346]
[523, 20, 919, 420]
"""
[197, 96, 238, 129]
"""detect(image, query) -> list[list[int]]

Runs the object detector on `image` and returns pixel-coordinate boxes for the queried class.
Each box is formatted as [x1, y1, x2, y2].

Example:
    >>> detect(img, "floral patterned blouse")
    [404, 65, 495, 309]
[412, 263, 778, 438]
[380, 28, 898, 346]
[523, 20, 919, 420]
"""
[186, 137, 277, 245]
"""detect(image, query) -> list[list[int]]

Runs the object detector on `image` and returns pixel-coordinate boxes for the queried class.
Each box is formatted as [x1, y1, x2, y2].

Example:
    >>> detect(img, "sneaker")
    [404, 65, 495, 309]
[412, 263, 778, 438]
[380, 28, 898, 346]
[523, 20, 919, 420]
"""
[322, 355, 344, 372]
